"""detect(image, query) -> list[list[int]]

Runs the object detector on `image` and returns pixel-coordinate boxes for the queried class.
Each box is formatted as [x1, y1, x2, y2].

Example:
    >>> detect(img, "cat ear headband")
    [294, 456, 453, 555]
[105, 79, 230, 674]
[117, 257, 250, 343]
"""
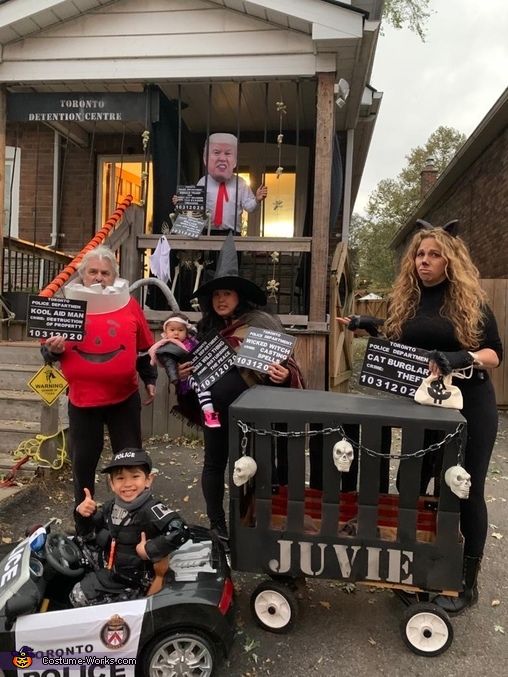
[415, 219, 459, 237]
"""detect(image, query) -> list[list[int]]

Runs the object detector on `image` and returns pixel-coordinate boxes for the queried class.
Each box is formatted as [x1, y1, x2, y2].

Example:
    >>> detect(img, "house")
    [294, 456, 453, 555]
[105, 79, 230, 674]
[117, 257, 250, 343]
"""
[0, 0, 384, 409]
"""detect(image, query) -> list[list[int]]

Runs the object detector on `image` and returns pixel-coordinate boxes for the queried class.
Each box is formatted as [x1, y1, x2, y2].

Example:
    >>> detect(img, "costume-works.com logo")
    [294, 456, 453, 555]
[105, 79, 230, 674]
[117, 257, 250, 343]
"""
[11, 646, 34, 668]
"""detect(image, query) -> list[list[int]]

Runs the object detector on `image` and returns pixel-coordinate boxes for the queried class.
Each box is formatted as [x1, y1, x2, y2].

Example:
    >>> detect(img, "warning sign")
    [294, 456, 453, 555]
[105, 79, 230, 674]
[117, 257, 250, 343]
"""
[28, 365, 68, 406]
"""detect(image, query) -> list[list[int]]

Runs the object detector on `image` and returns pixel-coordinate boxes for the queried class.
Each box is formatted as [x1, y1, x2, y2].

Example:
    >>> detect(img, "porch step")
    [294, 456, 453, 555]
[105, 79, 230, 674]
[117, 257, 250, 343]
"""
[0, 450, 38, 476]
[0, 419, 41, 455]
[0, 363, 41, 390]
[0, 340, 43, 365]
[0, 390, 41, 421]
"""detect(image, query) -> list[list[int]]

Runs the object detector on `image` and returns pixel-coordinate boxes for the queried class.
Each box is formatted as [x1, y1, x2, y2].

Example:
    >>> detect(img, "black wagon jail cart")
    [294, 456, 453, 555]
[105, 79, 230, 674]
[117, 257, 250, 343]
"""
[229, 386, 467, 656]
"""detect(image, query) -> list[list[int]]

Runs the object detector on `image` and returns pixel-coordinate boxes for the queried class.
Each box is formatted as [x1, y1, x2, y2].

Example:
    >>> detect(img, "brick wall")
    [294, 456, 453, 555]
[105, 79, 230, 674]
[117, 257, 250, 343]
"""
[415, 127, 508, 278]
[6, 123, 143, 254]
[7, 125, 54, 246]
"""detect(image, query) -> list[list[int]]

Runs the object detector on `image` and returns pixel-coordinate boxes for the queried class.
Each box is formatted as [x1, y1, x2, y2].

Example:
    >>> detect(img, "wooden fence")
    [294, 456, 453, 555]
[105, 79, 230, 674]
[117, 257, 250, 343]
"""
[481, 279, 508, 409]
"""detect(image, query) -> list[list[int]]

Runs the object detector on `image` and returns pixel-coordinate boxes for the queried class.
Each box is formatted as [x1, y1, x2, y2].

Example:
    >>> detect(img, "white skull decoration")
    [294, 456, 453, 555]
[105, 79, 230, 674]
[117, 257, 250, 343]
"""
[444, 465, 471, 499]
[332, 439, 354, 472]
[233, 456, 258, 487]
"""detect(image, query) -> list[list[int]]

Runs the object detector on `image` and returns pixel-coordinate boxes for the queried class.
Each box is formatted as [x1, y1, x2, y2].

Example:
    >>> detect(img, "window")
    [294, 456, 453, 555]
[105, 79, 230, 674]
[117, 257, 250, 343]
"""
[4, 146, 21, 238]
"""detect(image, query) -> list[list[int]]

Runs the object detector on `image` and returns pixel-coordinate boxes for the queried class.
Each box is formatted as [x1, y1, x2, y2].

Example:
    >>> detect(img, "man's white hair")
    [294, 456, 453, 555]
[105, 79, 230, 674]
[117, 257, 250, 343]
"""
[77, 245, 119, 279]
[208, 133, 237, 147]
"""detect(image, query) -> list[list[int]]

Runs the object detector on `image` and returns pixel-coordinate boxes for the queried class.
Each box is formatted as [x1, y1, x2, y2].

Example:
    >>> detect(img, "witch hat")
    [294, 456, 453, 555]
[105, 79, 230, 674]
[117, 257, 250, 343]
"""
[193, 232, 266, 306]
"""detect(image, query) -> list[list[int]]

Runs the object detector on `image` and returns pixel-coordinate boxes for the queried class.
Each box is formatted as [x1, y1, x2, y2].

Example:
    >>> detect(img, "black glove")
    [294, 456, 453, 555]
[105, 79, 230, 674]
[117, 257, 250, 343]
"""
[40, 345, 60, 365]
[347, 315, 383, 337]
[428, 350, 474, 375]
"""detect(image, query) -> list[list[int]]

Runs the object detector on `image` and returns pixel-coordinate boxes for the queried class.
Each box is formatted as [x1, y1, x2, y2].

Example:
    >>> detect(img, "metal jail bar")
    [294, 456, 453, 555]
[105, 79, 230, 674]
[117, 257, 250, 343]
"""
[229, 387, 466, 593]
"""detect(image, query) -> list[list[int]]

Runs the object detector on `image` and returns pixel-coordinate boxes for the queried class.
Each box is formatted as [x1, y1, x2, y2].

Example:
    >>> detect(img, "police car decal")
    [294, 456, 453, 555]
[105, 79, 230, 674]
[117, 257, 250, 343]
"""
[14, 598, 147, 676]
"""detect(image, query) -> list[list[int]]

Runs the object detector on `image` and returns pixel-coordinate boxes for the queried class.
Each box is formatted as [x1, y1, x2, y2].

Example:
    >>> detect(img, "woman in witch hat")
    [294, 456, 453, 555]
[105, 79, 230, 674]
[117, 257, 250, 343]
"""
[176, 233, 305, 540]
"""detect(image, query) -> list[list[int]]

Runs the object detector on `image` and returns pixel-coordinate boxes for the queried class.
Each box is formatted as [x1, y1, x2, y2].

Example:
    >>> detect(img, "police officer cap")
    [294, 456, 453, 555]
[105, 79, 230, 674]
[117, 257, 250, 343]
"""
[101, 448, 152, 474]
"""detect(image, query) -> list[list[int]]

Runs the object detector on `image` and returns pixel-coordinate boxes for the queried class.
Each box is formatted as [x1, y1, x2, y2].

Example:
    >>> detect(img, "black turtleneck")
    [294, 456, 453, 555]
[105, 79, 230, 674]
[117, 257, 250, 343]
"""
[398, 280, 503, 359]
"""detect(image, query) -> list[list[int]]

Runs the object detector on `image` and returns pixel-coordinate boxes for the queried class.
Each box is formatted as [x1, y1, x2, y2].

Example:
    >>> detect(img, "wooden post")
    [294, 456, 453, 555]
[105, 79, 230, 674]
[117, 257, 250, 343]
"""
[120, 204, 145, 288]
[308, 72, 335, 328]
[39, 401, 59, 477]
[0, 87, 6, 312]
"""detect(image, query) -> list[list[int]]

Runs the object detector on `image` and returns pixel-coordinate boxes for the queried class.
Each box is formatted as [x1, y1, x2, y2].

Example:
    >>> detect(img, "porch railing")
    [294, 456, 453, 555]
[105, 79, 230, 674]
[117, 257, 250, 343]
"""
[2, 237, 72, 296]
[137, 234, 312, 326]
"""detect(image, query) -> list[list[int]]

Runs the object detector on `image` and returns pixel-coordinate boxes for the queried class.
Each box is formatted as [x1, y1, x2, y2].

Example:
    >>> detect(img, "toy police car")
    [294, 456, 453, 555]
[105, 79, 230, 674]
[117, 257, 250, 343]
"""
[0, 520, 234, 676]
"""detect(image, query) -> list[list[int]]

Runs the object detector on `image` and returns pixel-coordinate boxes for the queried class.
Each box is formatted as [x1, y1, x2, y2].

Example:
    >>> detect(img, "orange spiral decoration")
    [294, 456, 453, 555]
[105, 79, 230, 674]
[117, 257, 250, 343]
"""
[39, 195, 133, 298]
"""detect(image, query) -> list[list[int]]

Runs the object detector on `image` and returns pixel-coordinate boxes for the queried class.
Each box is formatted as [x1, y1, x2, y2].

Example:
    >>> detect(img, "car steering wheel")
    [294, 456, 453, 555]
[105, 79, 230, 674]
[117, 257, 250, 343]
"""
[44, 533, 85, 578]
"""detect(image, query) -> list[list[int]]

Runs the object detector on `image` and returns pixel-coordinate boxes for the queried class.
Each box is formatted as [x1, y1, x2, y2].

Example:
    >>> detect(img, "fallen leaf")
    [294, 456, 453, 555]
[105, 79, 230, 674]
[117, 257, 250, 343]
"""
[491, 599, 501, 607]
[494, 625, 505, 634]
[319, 600, 331, 609]
[1, 537, 12, 544]
[491, 532, 503, 540]
[183, 495, 190, 503]
[368, 637, 377, 645]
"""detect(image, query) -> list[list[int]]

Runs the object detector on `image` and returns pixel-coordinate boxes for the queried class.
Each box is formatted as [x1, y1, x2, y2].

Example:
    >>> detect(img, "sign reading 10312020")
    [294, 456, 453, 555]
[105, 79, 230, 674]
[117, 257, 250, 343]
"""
[359, 338, 430, 399]
[27, 295, 86, 342]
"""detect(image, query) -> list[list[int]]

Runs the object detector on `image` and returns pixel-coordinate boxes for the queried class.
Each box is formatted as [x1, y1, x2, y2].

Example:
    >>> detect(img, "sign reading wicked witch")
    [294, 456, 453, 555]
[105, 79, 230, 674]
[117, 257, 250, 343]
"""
[359, 338, 430, 399]
[234, 327, 296, 374]
[190, 331, 236, 391]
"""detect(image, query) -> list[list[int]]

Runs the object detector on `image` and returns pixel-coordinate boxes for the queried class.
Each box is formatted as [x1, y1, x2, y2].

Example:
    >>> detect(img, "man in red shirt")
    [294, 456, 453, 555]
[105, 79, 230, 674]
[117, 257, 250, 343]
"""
[43, 246, 157, 536]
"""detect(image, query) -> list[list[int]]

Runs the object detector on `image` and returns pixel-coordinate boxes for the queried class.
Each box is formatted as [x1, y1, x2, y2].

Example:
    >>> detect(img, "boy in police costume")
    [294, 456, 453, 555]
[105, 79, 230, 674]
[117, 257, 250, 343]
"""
[70, 448, 190, 607]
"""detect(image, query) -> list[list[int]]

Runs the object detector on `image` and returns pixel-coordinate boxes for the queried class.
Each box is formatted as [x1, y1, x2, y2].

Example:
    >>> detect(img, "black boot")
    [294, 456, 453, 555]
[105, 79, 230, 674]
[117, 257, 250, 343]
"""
[433, 555, 481, 615]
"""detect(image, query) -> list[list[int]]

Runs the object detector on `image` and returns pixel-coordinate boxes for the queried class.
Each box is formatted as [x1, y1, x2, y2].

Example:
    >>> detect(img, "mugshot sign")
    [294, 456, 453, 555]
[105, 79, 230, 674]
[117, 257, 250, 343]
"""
[359, 338, 430, 399]
[170, 214, 206, 238]
[27, 296, 86, 341]
[234, 327, 296, 374]
[191, 331, 236, 391]
[175, 185, 206, 213]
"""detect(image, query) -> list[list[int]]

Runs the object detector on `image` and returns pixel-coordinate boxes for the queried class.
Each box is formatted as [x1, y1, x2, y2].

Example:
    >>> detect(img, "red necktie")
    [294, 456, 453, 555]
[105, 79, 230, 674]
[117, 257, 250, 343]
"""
[213, 182, 229, 227]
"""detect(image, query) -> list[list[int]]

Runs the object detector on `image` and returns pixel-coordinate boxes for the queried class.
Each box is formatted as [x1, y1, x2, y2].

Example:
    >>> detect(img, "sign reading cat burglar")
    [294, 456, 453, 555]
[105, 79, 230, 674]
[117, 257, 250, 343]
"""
[190, 331, 237, 391]
[359, 337, 430, 399]
[234, 328, 296, 374]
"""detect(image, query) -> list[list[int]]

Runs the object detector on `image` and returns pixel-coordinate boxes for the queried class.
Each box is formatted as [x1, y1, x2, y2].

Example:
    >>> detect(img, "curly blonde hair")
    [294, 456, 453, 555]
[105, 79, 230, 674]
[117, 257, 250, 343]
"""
[384, 227, 487, 349]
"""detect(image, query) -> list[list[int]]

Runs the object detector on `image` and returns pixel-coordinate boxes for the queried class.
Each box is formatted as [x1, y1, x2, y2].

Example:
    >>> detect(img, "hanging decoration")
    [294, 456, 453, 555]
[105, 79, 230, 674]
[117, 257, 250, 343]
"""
[275, 100, 286, 178]
[332, 439, 354, 472]
[139, 129, 150, 206]
[232, 426, 258, 487]
[237, 420, 466, 463]
[266, 251, 280, 300]
[444, 465, 471, 499]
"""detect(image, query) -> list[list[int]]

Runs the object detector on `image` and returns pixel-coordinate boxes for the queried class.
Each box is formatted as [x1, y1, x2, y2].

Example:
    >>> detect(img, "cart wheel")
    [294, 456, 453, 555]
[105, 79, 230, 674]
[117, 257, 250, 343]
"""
[401, 602, 453, 656]
[251, 580, 298, 633]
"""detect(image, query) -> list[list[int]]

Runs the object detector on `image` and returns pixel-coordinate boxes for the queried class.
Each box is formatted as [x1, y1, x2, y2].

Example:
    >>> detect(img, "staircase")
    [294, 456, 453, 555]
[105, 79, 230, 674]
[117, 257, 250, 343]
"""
[0, 341, 45, 490]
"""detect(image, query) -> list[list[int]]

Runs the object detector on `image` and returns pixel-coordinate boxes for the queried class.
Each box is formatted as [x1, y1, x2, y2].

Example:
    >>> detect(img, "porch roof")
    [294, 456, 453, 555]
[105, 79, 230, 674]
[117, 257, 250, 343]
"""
[0, 0, 383, 204]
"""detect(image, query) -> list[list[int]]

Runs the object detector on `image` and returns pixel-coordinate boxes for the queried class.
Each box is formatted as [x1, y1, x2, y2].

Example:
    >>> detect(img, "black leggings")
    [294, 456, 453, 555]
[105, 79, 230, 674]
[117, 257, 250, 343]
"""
[202, 369, 249, 525]
[68, 391, 142, 533]
[459, 377, 498, 558]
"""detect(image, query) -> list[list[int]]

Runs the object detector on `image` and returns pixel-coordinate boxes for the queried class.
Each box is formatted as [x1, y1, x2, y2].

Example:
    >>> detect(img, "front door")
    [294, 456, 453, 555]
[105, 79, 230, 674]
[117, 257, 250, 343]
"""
[96, 155, 153, 230]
